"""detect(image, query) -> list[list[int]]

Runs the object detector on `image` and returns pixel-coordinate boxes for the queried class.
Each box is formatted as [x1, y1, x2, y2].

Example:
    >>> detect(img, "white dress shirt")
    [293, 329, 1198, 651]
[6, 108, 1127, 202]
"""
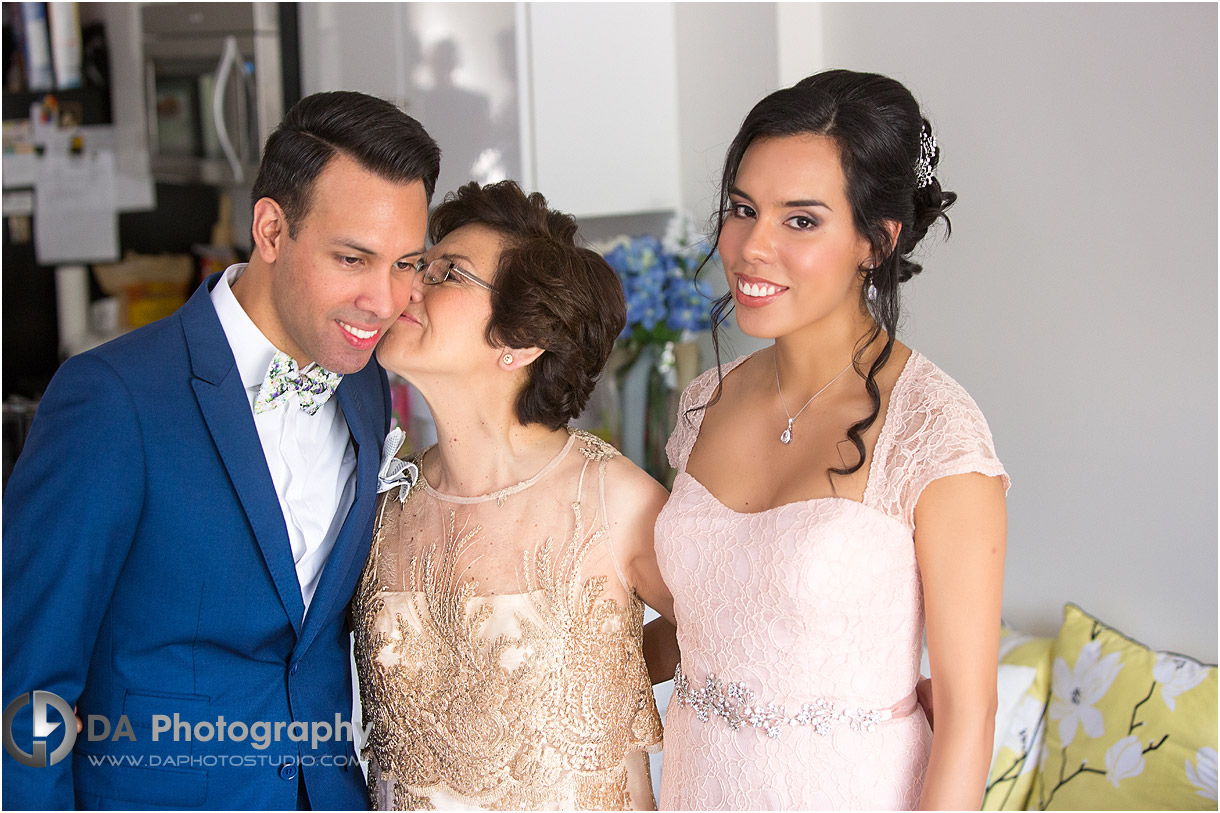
[210, 264, 357, 617]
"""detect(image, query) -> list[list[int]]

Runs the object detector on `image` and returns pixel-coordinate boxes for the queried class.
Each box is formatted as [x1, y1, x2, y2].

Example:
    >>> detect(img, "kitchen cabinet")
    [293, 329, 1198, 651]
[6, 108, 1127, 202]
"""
[298, 2, 680, 218]
[526, 3, 680, 218]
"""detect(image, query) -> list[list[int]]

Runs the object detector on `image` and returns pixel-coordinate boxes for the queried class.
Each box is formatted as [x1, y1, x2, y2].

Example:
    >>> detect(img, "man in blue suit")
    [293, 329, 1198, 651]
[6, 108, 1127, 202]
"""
[3, 91, 439, 809]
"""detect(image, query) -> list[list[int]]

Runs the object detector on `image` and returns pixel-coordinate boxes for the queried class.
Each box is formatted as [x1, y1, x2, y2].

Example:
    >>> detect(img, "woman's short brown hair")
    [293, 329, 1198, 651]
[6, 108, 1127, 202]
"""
[429, 181, 626, 430]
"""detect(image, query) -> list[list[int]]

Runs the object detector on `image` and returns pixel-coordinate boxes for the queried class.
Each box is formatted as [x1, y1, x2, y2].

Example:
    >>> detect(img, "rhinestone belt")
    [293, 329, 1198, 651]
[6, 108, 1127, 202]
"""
[672, 662, 914, 740]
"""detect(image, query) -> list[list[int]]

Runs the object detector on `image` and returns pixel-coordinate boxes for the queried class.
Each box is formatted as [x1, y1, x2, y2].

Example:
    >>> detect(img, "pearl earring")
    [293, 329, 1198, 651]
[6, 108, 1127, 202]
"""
[502, 353, 514, 365]
[866, 264, 878, 302]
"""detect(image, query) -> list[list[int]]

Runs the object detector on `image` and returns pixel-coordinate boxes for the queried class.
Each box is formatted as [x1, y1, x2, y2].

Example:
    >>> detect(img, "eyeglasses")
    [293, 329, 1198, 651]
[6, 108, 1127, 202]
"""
[414, 257, 497, 293]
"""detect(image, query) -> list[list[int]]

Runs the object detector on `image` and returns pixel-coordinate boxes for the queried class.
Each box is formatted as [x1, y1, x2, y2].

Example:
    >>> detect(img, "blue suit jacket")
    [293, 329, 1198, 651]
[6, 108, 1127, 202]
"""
[3, 275, 386, 809]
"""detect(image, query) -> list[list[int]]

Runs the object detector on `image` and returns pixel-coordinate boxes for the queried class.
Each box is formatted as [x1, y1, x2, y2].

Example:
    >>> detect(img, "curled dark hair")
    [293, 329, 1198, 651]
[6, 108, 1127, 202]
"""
[429, 181, 626, 430]
[699, 69, 956, 478]
[252, 91, 441, 237]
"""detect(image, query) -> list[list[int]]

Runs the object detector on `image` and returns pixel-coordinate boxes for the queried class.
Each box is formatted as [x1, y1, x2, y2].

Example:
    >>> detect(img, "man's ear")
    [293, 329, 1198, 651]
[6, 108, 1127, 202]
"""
[251, 197, 288, 264]
[499, 346, 545, 371]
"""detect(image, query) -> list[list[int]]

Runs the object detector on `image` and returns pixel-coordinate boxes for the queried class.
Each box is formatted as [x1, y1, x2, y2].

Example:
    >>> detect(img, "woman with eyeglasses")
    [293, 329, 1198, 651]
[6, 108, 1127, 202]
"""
[350, 180, 675, 810]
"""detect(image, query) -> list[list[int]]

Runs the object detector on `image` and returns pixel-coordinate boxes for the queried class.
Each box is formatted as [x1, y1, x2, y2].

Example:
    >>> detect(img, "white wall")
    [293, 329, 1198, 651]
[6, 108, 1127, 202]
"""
[773, 3, 1217, 661]
[674, 4, 780, 363]
[675, 4, 780, 225]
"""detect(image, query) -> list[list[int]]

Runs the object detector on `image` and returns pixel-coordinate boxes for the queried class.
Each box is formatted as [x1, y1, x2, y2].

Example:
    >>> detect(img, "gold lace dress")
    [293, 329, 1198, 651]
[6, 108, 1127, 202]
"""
[352, 429, 663, 810]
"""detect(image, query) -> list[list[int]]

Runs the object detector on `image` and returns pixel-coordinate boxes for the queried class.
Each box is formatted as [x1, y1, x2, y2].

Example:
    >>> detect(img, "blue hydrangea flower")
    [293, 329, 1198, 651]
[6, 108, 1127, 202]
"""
[600, 218, 713, 343]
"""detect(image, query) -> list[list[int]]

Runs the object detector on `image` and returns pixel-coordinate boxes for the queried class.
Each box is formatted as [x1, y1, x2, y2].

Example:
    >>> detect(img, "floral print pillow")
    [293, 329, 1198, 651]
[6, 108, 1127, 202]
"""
[1027, 603, 1217, 810]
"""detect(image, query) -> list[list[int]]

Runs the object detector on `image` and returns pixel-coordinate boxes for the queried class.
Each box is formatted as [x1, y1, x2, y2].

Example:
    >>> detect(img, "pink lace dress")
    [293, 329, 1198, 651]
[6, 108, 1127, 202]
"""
[655, 351, 1009, 810]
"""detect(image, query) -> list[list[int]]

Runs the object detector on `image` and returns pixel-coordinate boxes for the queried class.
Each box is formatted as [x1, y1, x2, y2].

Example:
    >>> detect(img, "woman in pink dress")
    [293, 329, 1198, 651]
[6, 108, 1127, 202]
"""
[654, 70, 1009, 809]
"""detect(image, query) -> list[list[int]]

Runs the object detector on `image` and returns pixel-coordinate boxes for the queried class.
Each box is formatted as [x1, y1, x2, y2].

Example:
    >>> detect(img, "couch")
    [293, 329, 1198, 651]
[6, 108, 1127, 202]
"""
[982, 603, 1217, 810]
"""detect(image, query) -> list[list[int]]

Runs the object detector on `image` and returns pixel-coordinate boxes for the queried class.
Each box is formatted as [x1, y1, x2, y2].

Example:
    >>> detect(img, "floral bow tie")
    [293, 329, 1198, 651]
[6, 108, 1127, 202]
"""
[377, 427, 419, 504]
[253, 351, 343, 416]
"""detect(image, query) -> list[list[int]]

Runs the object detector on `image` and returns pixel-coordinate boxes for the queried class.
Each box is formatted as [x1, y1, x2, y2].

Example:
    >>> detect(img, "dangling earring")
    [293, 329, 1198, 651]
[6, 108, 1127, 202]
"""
[866, 265, 878, 302]
[502, 353, 514, 365]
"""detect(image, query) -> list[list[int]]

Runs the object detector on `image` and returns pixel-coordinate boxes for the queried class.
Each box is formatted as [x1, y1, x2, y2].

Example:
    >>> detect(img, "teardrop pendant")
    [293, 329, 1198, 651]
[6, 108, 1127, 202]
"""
[780, 419, 793, 445]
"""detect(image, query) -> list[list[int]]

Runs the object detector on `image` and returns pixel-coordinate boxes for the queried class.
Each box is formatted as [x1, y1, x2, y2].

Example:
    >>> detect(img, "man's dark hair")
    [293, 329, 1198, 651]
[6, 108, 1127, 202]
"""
[429, 181, 626, 430]
[251, 91, 441, 237]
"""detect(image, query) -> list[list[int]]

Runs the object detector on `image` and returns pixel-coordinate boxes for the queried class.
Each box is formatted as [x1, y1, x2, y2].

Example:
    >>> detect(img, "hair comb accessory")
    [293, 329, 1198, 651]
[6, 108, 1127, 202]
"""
[914, 124, 937, 189]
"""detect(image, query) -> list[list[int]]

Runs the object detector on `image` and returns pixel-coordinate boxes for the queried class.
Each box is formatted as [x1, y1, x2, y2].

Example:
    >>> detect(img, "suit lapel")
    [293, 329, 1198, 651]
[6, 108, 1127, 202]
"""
[295, 370, 382, 655]
[182, 279, 305, 636]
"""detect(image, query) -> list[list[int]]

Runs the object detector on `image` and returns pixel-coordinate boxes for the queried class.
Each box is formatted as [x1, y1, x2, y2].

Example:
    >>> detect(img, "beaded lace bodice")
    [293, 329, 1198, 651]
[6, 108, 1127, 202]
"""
[655, 351, 1009, 810]
[353, 429, 662, 811]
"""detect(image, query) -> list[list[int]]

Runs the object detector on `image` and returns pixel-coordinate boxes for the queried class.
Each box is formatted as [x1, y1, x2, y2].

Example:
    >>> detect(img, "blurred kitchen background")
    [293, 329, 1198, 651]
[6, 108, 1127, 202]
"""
[2, 2, 1216, 767]
[2, 1, 754, 485]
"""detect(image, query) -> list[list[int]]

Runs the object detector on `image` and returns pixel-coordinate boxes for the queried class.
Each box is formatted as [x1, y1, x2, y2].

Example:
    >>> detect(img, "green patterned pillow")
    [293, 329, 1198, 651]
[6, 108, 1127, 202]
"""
[1027, 604, 1217, 810]
[984, 627, 1056, 810]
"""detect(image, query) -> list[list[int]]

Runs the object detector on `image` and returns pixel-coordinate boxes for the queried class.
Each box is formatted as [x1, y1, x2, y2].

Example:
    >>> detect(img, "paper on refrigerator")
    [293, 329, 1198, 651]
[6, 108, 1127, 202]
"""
[34, 149, 119, 264]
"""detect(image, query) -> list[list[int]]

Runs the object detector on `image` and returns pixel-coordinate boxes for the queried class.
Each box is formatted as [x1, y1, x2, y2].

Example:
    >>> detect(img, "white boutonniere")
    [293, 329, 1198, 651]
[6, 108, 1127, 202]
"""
[377, 427, 418, 504]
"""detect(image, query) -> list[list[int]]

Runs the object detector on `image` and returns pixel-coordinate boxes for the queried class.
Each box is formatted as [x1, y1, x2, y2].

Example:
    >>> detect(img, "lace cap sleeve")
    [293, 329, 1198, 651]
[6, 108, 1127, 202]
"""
[872, 354, 1010, 528]
[665, 365, 724, 473]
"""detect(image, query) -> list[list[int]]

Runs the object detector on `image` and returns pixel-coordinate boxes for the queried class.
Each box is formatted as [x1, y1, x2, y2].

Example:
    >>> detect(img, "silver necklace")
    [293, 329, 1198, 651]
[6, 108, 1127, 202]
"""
[774, 356, 853, 445]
